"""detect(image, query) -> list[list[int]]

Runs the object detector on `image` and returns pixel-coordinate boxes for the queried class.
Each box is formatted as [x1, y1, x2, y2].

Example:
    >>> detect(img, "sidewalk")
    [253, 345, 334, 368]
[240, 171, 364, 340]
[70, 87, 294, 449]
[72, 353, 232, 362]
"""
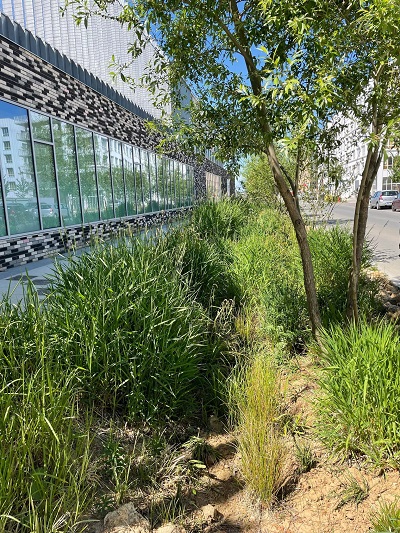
[0, 249, 85, 306]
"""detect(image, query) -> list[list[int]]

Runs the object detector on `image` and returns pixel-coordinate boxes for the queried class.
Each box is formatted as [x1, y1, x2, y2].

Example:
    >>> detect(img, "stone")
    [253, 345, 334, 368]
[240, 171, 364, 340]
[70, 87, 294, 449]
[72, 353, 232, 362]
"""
[103, 503, 150, 532]
[201, 504, 223, 523]
[154, 524, 181, 533]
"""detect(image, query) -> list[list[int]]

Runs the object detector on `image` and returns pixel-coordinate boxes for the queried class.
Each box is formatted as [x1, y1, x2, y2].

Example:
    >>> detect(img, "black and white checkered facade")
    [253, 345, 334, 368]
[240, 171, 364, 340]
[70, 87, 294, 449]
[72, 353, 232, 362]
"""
[0, 14, 233, 271]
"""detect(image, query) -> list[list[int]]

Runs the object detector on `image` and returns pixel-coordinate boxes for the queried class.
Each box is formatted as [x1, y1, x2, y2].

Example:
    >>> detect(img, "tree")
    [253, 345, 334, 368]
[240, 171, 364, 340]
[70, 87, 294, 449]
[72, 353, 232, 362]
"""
[65, 0, 400, 332]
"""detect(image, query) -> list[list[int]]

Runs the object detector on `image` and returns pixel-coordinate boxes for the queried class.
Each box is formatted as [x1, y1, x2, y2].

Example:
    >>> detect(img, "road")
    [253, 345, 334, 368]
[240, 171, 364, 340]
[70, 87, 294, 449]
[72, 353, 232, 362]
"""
[327, 199, 400, 286]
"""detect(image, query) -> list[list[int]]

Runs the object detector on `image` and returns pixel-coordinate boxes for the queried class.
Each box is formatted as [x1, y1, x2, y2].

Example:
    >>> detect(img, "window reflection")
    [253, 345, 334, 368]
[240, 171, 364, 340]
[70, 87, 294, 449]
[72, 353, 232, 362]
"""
[0, 98, 196, 237]
[53, 119, 82, 225]
[31, 112, 52, 143]
[149, 152, 158, 212]
[0, 100, 40, 234]
[110, 140, 126, 217]
[123, 144, 136, 216]
[133, 147, 144, 214]
[76, 127, 99, 223]
[34, 143, 60, 229]
[141, 150, 152, 213]
[94, 134, 114, 220]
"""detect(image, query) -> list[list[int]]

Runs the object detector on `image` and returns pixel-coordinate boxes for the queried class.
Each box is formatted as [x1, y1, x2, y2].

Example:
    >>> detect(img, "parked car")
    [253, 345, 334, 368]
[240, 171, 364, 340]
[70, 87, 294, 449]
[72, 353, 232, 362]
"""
[392, 193, 400, 211]
[369, 190, 398, 209]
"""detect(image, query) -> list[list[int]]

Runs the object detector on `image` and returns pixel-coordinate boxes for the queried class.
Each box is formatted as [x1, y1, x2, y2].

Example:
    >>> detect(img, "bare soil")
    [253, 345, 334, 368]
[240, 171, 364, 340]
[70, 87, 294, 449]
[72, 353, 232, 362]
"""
[174, 277, 400, 533]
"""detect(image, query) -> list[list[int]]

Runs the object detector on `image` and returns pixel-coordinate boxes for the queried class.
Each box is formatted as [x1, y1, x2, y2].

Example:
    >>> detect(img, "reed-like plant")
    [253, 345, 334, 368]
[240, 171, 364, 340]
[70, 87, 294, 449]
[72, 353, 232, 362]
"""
[0, 303, 93, 531]
[317, 320, 400, 465]
[229, 353, 286, 503]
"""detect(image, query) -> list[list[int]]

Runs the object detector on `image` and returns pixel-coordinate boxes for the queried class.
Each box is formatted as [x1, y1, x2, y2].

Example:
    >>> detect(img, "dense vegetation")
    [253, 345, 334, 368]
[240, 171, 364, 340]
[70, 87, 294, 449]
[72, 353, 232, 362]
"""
[0, 198, 398, 531]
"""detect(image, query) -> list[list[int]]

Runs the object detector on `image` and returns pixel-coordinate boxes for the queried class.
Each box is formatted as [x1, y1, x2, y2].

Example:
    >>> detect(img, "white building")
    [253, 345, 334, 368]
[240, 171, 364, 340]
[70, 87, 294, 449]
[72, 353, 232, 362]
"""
[333, 116, 399, 196]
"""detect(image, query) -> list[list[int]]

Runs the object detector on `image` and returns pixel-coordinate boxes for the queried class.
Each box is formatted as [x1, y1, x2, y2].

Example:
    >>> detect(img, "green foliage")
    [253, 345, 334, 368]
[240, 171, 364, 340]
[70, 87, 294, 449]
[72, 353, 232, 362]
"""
[232, 208, 309, 351]
[190, 197, 254, 242]
[241, 154, 279, 206]
[0, 306, 93, 531]
[371, 500, 400, 533]
[317, 321, 400, 465]
[48, 237, 226, 420]
[309, 226, 378, 326]
[294, 441, 315, 474]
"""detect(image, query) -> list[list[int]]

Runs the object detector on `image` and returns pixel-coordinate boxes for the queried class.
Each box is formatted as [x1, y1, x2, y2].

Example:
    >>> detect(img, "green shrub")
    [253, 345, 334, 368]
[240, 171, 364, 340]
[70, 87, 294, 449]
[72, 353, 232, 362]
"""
[0, 307, 92, 531]
[317, 320, 400, 465]
[309, 226, 378, 326]
[232, 208, 309, 351]
[162, 226, 242, 312]
[191, 197, 253, 242]
[371, 500, 400, 532]
[47, 237, 225, 420]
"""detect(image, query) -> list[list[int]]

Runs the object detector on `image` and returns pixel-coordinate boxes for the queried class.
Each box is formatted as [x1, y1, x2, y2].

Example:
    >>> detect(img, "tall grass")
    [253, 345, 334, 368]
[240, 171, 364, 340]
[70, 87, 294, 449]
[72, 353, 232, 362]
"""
[229, 353, 286, 503]
[0, 293, 92, 532]
[191, 197, 253, 242]
[317, 320, 400, 465]
[47, 236, 226, 420]
[309, 226, 378, 326]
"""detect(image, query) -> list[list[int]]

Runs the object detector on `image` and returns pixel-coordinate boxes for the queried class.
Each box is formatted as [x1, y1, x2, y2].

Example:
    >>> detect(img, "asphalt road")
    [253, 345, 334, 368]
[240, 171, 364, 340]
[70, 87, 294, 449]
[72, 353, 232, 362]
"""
[328, 199, 400, 286]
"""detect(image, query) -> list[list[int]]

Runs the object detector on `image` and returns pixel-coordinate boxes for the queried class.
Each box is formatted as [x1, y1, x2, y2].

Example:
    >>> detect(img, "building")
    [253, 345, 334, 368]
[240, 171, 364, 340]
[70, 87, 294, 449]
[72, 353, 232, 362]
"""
[333, 116, 399, 196]
[0, 1, 233, 270]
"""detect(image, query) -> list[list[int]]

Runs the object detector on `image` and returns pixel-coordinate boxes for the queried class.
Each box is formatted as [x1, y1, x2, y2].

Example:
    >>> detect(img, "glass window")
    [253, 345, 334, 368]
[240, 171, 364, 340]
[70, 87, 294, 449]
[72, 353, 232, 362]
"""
[34, 142, 60, 229]
[94, 134, 114, 220]
[133, 147, 144, 214]
[5, 154, 12, 163]
[123, 143, 136, 216]
[181, 163, 187, 207]
[141, 149, 151, 213]
[167, 158, 175, 209]
[190, 167, 194, 204]
[174, 160, 182, 207]
[7, 168, 14, 177]
[53, 119, 82, 225]
[148, 152, 158, 212]
[76, 127, 99, 223]
[30, 112, 52, 143]
[110, 140, 126, 217]
[157, 155, 165, 211]
[3, 141, 10, 150]
[2, 127, 9, 136]
[0, 100, 40, 235]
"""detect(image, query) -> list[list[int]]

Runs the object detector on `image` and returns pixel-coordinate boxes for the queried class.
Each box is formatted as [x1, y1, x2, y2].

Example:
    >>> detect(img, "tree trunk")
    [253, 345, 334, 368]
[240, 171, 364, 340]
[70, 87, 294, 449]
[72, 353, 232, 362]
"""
[346, 146, 382, 321]
[265, 145, 322, 339]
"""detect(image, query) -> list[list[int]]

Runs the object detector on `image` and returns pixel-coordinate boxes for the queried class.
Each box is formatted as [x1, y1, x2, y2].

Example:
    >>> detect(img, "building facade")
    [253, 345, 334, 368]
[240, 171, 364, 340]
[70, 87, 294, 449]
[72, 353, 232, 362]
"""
[0, 4, 232, 271]
[333, 117, 398, 196]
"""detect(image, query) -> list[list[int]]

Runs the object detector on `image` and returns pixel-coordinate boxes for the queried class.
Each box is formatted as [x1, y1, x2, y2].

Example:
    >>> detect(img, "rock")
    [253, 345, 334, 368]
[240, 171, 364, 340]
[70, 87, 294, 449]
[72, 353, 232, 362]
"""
[201, 504, 223, 523]
[103, 503, 150, 532]
[155, 524, 181, 533]
[213, 467, 231, 481]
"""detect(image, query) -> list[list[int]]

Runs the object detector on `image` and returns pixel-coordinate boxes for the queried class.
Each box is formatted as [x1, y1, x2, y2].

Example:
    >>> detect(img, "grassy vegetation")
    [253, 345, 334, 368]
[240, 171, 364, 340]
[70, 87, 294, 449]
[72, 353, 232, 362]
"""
[371, 500, 400, 532]
[317, 320, 400, 465]
[228, 353, 286, 504]
[0, 196, 396, 529]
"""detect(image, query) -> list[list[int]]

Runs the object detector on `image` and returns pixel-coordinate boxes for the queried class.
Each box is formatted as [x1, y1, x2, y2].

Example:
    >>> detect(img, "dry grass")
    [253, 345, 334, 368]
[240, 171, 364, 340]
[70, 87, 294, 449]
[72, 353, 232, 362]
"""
[231, 354, 287, 504]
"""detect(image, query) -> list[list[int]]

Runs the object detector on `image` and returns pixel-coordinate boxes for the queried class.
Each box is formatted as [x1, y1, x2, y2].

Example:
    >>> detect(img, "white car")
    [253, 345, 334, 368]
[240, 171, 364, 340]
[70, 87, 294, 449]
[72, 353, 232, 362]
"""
[369, 190, 398, 210]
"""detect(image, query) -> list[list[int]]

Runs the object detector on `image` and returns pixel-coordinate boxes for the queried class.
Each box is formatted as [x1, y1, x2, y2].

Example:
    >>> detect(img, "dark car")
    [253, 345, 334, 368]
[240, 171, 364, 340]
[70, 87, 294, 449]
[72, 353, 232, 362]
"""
[392, 193, 400, 211]
[369, 190, 398, 209]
